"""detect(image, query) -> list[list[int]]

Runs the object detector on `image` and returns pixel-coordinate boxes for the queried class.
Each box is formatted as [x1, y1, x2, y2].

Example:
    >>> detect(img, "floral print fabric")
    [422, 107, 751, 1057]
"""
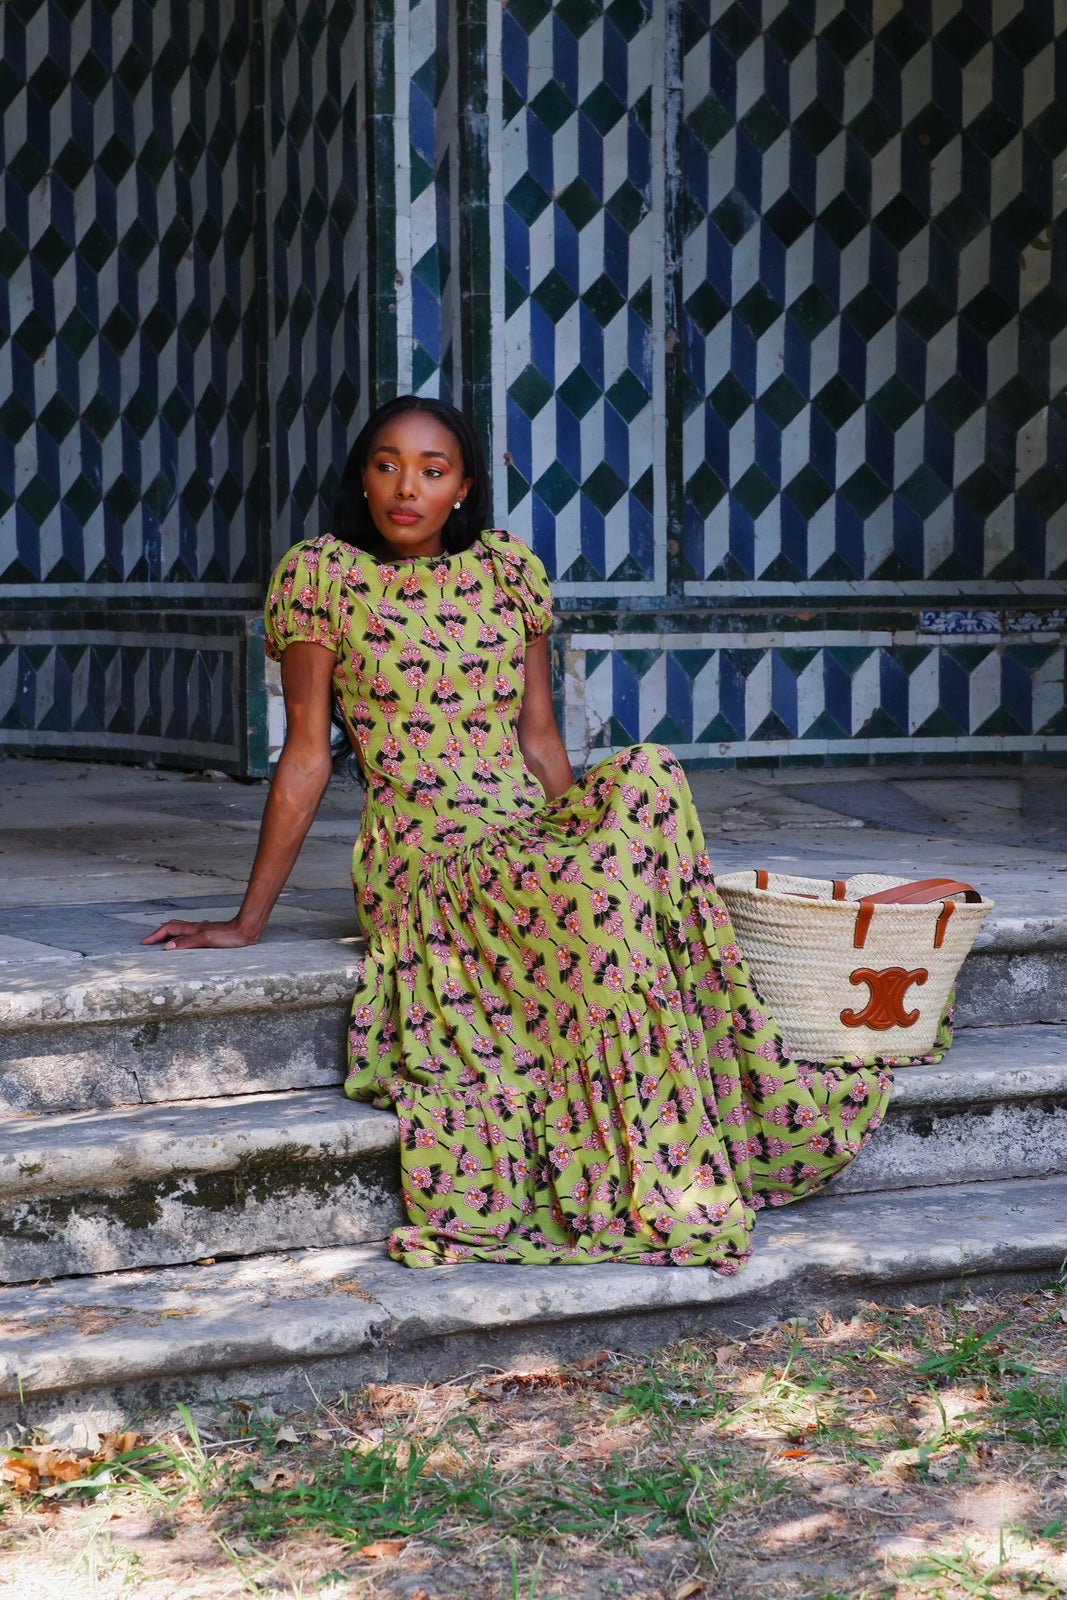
[265, 530, 892, 1271]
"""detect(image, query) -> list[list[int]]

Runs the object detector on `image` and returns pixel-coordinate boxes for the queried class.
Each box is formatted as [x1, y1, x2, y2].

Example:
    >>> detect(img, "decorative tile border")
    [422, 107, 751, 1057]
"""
[561, 624, 1067, 766]
[0, 616, 265, 773]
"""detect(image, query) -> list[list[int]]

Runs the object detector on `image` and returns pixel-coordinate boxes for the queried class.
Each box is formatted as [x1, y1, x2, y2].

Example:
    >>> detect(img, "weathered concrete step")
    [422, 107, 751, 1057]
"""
[3, 1173, 1065, 1435]
[2, 909, 1065, 1113]
[957, 914, 1067, 1028]
[0, 945, 360, 1113]
[0, 1089, 402, 1285]
[838, 1021, 1067, 1193]
[2, 1025, 1065, 1283]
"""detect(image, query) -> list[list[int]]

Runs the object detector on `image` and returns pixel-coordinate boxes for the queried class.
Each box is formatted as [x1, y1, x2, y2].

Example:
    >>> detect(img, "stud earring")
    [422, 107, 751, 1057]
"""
[363, 489, 368, 498]
[453, 501, 462, 510]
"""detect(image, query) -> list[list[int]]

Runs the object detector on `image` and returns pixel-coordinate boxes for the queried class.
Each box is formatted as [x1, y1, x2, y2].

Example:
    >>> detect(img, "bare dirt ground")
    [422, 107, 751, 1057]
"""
[2, 1285, 1066, 1600]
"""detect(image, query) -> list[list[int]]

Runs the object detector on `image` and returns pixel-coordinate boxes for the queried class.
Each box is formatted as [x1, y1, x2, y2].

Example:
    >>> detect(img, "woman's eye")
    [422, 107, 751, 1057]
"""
[424, 467, 443, 478]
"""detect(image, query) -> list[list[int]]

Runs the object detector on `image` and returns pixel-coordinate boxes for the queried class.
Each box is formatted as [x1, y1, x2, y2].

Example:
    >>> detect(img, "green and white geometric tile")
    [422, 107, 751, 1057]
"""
[496, 0, 667, 596]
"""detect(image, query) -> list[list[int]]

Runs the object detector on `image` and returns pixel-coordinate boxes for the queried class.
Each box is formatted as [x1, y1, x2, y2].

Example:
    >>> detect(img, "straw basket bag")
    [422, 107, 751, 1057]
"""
[715, 872, 994, 1063]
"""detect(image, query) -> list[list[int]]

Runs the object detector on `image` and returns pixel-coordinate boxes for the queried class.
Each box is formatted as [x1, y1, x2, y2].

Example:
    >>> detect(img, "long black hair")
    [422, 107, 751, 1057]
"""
[331, 395, 492, 558]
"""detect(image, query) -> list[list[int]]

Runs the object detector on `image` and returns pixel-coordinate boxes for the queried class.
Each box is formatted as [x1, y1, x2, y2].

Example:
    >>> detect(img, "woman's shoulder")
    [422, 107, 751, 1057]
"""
[272, 534, 362, 574]
[479, 527, 529, 553]
[478, 528, 545, 571]
[268, 536, 379, 600]
[478, 530, 553, 635]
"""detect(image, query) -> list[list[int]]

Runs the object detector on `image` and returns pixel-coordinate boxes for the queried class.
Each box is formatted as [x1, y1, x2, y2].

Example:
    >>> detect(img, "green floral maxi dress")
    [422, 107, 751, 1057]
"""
[265, 529, 892, 1272]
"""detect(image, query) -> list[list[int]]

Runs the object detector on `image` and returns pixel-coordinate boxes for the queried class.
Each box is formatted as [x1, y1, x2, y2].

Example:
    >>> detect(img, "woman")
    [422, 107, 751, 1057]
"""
[146, 396, 891, 1269]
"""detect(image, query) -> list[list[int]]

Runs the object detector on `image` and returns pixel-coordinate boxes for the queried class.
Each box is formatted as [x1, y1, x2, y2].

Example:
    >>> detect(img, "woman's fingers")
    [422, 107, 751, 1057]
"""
[141, 920, 203, 945]
[141, 919, 256, 950]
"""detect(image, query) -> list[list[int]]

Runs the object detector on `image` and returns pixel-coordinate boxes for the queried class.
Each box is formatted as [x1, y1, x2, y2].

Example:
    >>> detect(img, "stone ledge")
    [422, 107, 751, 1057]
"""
[0, 1089, 395, 1195]
[889, 1023, 1067, 1105]
[2, 1174, 1065, 1431]
[0, 944, 364, 1030]
[2, 906, 1065, 1032]
[3, 1027, 1065, 1196]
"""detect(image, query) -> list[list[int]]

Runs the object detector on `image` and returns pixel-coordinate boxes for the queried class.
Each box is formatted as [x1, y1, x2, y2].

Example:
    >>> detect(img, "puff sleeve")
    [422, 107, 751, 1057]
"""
[484, 529, 554, 642]
[263, 536, 357, 661]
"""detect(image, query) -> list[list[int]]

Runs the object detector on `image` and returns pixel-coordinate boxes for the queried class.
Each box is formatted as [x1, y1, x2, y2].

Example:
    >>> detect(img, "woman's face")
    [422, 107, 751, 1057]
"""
[361, 411, 473, 560]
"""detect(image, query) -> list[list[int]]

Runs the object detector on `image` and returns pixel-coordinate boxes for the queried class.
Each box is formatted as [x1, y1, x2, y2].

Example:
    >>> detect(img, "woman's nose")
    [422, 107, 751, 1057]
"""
[395, 469, 417, 498]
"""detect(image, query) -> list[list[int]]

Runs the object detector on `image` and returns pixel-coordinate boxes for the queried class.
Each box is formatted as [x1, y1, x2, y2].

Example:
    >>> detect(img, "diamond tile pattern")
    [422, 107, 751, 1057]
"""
[500, 0, 663, 593]
[407, 0, 456, 399]
[269, 0, 364, 556]
[3, 0, 1065, 775]
[679, 0, 1067, 591]
[0, 625, 245, 764]
[0, 0, 258, 590]
[568, 625, 1067, 760]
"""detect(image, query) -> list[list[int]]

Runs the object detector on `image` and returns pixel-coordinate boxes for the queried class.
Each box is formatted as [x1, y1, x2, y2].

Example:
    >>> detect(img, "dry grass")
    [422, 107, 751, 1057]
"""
[1, 1283, 1066, 1600]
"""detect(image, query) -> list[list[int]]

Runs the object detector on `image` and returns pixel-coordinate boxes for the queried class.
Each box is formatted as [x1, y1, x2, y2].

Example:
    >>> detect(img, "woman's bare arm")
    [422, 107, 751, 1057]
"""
[516, 633, 573, 801]
[142, 643, 337, 950]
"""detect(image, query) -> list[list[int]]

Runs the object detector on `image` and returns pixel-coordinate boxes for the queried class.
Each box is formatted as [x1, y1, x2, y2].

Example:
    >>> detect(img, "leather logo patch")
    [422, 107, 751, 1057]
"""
[841, 967, 928, 1030]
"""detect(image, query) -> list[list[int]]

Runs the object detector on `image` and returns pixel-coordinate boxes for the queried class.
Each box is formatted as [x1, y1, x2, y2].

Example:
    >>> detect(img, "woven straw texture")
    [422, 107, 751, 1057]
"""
[717, 872, 994, 1063]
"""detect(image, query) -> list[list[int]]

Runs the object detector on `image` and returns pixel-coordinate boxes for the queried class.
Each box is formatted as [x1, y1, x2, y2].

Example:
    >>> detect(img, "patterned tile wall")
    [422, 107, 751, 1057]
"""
[678, 0, 1067, 594]
[496, 0, 668, 597]
[0, 0, 260, 594]
[3, 0, 1065, 773]
[268, 0, 365, 561]
[0, 0, 369, 772]
[405, 0, 457, 401]
[535, 0, 1066, 764]
[0, 0, 265, 770]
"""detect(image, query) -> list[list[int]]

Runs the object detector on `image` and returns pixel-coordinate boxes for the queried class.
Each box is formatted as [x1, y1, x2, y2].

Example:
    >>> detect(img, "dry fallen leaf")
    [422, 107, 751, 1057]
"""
[273, 1425, 300, 1446]
[249, 1467, 293, 1492]
[42, 1453, 87, 1483]
[571, 1349, 612, 1370]
[99, 1431, 140, 1460]
[1, 1456, 40, 1493]
[359, 1538, 408, 1559]
[674, 1581, 705, 1599]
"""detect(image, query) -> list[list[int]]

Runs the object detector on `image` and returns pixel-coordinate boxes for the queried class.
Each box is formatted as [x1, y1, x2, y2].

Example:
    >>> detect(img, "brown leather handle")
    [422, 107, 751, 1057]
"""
[854, 879, 981, 950]
[750, 872, 982, 953]
[859, 879, 982, 907]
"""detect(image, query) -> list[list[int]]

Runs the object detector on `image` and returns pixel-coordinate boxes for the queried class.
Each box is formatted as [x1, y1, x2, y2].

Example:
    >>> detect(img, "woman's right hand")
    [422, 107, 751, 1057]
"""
[141, 918, 260, 951]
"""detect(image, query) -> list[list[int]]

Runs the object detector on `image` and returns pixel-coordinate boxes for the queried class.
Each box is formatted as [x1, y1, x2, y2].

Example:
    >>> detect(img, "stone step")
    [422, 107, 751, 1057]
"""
[0, 1090, 402, 1286]
[955, 914, 1067, 1028]
[0, 945, 361, 1114]
[835, 1022, 1067, 1193]
[3, 1173, 1065, 1436]
[1, 908, 1065, 1115]
[2, 1026, 1064, 1285]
